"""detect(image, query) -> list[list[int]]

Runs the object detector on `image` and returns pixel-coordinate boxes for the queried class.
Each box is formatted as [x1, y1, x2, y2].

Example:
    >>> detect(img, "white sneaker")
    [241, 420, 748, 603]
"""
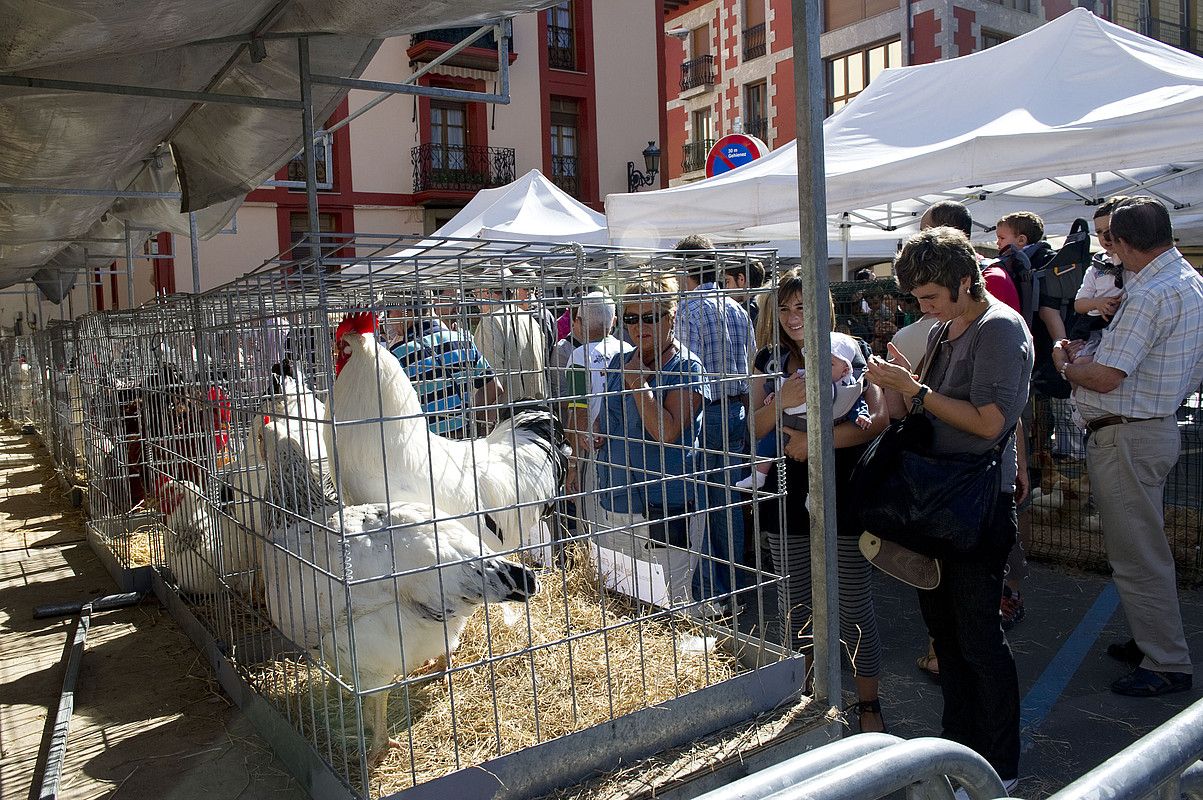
[735, 471, 768, 491]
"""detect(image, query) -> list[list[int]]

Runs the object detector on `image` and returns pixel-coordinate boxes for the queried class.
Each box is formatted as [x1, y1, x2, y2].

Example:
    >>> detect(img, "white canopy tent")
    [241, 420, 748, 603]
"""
[606, 8, 1203, 266]
[426, 168, 608, 244]
[342, 169, 609, 275]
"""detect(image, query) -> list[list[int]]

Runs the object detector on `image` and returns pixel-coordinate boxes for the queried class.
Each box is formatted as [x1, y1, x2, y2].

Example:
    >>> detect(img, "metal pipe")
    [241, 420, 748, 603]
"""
[34, 593, 144, 620]
[1047, 698, 1203, 800]
[0, 185, 181, 199]
[124, 220, 135, 307]
[320, 22, 504, 139]
[0, 74, 302, 110]
[308, 73, 511, 105]
[790, 0, 839, 710]
[691, 733, 901, 800]
[298, 37, 322, 270]
[762, 739, 1005, 800]
[1181, 760, 1203, 800]
[38, 602, 92, 800]
[189, 212, 201, 293]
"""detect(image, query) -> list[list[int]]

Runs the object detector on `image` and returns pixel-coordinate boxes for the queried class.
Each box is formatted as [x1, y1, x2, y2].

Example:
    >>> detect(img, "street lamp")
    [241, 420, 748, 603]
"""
[627, 141, 661, 192]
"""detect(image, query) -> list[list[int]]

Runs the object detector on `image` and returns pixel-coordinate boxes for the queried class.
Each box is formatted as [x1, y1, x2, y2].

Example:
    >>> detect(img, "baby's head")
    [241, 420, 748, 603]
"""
[995, 212, 1044, 255]
[831, 353, 852, 382]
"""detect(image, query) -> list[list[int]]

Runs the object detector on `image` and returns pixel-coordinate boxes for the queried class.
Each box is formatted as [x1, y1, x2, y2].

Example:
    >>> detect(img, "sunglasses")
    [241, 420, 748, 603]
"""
[623, 311, 666, 325]
[1097, 227, 1113, 242]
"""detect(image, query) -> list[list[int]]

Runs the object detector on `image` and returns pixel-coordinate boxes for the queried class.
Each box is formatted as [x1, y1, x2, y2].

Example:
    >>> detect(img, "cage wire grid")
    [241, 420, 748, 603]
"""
[73, 235, 801, 798]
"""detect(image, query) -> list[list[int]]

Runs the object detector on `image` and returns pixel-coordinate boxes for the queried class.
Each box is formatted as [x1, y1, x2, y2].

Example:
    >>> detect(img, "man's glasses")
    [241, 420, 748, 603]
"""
[1097, 227, 1113, 242]
[623, 311, 665, 325]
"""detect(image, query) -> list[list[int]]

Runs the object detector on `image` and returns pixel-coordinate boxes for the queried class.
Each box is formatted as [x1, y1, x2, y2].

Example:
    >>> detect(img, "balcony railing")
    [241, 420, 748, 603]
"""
[550, 154, 579, 197]
[411, 143, 516, 194]
[743, 23, 766, 60]
[682, 139, 714, 174]
[680, 54, 716, 91]
[547, 25, 576, 70]
[744, 116, 768, 142]
[410, 27, 506, 50]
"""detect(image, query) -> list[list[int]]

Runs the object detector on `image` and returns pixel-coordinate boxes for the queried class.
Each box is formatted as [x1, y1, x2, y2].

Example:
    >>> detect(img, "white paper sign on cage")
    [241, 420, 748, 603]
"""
[593, 544, 670, 607]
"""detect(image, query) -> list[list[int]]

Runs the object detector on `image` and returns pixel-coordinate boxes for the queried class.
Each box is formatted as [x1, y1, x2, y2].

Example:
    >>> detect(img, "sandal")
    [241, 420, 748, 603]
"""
[916, 653, 940, 681]
[846, 699, 888, 734]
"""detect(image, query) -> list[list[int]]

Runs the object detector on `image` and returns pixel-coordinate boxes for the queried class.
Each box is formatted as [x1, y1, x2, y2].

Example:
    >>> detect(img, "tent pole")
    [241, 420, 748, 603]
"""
[124, 220, 135, 307]
[791, 0, 840, 713]
[188, 213, 201, 293]
[298, 36, 323, 271]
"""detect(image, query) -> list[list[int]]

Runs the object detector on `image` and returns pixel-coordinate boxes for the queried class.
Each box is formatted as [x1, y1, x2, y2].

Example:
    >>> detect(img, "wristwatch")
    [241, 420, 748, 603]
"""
[911, 384, 930, 411]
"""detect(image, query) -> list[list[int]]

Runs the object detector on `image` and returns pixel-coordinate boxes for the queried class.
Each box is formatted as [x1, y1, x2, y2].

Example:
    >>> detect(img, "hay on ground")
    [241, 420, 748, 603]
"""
[248, 547, 754, 798]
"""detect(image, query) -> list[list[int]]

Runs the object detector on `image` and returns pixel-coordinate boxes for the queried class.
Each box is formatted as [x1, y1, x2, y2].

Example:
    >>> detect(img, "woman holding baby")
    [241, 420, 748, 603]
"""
[749, 267, 890, 733]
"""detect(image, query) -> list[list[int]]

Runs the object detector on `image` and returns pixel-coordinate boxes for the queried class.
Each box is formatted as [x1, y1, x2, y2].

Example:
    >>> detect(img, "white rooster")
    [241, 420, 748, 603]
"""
[260, 501, 539, 764]
[325, 312, 568, 553]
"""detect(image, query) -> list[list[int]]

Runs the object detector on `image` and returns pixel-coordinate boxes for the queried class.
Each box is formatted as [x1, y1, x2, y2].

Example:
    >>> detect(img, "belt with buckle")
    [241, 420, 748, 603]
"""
[1085, 414, 1153, 434]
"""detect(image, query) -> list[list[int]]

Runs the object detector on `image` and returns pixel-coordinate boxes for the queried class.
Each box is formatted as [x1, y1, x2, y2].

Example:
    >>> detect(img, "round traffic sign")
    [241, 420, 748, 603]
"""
[705, 133, 768, 177]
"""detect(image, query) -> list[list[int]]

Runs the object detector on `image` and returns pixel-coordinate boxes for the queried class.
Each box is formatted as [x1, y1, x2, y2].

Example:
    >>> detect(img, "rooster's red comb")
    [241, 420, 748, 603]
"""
[335, 312, 378, 341]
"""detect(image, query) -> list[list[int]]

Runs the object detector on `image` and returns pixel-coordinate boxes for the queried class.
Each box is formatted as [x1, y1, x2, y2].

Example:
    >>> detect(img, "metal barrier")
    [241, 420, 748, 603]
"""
[692, 734, 1005, 800]
[1047, 696, 1203, 800]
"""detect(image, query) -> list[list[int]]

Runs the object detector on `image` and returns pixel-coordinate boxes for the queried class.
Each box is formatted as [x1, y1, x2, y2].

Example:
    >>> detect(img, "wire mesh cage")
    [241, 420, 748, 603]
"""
[8, 333, 42, 431]
[119, 235, 809, 799]
[41, 319, 88, 487]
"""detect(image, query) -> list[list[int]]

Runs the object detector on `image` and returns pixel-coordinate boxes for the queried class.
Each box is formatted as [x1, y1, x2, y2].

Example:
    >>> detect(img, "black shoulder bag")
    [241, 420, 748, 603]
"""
[852, 324, 1011, 559]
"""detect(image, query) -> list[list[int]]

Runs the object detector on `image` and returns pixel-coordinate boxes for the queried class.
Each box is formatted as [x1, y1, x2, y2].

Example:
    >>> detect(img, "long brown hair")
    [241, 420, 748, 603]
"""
[765, 267, 836, 368]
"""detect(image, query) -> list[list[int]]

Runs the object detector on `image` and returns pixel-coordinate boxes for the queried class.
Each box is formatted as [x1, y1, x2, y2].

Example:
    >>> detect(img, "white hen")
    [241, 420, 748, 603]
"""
[153, 476, 257, 596]
[325, 312, 568, 553]
[261, 501, 538, 763]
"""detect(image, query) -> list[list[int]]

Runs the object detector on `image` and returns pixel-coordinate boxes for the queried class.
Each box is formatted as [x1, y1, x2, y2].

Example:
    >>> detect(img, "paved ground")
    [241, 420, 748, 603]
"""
[868, 560, 1202, 797]
[0, 428, 306, 800]
[2, 421, 1200, 800]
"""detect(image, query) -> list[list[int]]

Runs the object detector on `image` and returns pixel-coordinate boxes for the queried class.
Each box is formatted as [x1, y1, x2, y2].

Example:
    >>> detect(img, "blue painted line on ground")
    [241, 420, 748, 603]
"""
[1019, 582, 1121, 753]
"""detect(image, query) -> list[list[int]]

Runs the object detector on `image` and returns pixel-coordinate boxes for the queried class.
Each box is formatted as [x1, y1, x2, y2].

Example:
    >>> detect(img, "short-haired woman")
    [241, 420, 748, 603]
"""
[866, 226, 1032, 789]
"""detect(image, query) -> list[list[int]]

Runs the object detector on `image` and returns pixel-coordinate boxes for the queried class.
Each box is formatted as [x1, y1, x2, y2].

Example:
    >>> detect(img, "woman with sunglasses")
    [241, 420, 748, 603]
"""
[593, 274, 713, 609]
[750, 268, 890, 733]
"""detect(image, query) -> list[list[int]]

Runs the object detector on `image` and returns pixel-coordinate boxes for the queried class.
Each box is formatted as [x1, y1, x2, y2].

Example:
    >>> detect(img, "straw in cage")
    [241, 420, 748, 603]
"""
[250, 546, 740, 796]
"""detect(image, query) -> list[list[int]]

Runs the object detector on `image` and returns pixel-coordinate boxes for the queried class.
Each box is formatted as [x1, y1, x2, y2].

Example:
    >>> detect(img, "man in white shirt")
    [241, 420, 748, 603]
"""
[474, 267, 549, 412]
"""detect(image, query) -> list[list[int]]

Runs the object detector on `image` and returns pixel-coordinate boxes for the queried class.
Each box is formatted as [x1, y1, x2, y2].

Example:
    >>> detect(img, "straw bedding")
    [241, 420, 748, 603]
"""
[249, 547, 746, 797]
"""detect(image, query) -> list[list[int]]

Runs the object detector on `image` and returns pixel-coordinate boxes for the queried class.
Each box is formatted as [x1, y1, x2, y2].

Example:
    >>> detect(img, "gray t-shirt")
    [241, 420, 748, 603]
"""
[922, 300, 1033, 490]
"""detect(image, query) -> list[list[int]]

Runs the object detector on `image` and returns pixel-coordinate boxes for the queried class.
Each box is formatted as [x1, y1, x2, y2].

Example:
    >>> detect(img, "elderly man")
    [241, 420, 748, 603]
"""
[1054, 196, 1203, 697]
[674, 234, 755, 616]
[474, 268, 549, 412]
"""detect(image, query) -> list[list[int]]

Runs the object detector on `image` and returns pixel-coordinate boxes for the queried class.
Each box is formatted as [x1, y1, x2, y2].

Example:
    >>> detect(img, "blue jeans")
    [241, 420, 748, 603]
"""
[692, 399, 749, 600]
[917, 493, 1020, 781]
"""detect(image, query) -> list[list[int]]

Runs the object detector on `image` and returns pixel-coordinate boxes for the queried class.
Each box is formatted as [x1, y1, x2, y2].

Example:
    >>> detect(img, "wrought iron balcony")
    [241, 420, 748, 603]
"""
[743, 23, 766, 61]
[744, 116, 768, 142]
[550, 155, 579, 197]
[411, 143, 516, 194]
[680, 55, 716, 91]
[408, 27, 513, 70]
[547, 25, 576, 70]
[682, 139, 714, 174]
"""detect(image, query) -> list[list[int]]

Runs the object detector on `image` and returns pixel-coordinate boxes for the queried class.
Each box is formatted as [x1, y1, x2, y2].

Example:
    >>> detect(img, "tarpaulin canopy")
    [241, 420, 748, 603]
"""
[606, 8, 1203, 261]
[0, 0, 557, 291]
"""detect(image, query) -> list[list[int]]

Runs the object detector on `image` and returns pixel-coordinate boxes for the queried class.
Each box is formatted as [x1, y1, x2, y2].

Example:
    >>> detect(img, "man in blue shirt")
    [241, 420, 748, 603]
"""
[388, 294, 502, 438]
[674, 235, 755, 615]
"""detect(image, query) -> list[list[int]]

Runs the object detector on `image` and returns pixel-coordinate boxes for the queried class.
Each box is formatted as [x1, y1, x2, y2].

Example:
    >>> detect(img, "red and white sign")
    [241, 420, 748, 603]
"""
[705, 133, 769, 178]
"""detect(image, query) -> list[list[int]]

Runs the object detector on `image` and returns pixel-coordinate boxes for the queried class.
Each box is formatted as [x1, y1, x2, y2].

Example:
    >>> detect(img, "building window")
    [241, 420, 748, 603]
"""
[981, 29, 1012, 49]
[744, 81, 767, 141]
[289, 212, 340, 260]
[826, 39, 902, 114]
[824, 0, 901, 32]
[430, 100, 468, 170]
[743, 0, 766, 60]
[550, 97, 580, 196]
[985, 0, 1032, 11]
[286, 134, 333, 189]
[681, 26, 716, 90]
[684, 108, 714, 173]
[547, 2, 577, 70]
